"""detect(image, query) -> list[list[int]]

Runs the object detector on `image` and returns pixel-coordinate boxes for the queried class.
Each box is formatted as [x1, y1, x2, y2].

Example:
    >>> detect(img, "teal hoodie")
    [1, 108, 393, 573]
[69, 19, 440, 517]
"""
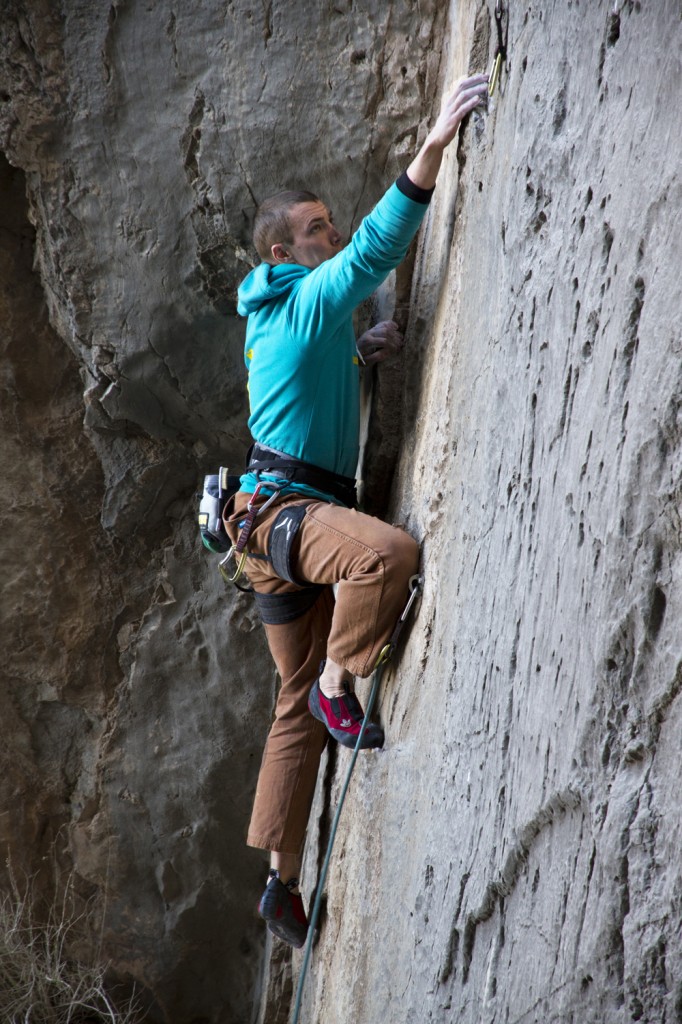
[237, 176, 432, 502]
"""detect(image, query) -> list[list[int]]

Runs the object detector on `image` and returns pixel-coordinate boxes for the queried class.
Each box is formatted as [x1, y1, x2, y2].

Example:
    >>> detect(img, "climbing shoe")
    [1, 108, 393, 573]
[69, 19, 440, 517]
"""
[308, 679, 384, 749]
[258, 870, 308, 949]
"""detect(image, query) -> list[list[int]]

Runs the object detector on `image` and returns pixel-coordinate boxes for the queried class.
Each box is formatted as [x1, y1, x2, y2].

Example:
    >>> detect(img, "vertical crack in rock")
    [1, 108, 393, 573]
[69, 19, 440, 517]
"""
[262, 0, 273, 44]
[360, 1, 449, 516]
[621, 274, 645, 391]
[438, 870, 470, 986]
[182, 90, 205, 184]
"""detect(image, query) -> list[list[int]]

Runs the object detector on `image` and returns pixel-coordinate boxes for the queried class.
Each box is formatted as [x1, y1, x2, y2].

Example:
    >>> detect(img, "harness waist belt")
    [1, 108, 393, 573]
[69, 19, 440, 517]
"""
[247, 443, 357, 508]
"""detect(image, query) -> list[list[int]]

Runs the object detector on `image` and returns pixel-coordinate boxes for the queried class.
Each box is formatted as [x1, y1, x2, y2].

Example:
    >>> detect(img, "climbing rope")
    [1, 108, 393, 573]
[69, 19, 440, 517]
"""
[291, 574, 423, 1024]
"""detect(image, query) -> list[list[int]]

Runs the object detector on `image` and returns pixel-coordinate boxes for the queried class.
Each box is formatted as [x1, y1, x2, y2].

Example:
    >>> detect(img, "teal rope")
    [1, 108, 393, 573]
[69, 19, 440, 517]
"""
[291, 660, 387, 1024]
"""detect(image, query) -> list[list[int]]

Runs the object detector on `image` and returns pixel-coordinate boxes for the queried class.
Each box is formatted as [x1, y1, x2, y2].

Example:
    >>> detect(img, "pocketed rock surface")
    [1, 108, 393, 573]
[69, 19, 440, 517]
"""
[1, 1, 681, 1022]
[300, 3, 682, 1023]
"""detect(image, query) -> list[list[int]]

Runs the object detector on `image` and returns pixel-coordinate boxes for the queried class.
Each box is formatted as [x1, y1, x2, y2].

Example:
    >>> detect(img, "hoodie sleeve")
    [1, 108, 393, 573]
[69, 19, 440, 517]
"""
[286, 180, 431, 345]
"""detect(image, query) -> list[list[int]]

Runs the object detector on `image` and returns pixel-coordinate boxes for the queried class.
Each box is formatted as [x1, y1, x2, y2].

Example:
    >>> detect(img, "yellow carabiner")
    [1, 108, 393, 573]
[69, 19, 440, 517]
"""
[375, 643, 393, 667]
[219, 547, 248, 585]
[489, 51, 502, 97]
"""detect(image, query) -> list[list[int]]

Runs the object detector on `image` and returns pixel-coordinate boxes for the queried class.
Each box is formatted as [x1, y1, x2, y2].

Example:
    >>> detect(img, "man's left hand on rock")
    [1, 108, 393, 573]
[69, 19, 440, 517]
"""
[356, 319, 404, 366]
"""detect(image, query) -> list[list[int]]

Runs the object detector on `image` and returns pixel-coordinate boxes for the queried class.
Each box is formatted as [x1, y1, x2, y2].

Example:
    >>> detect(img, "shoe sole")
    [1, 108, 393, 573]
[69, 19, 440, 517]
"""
[308, 683, 384, 750]
[259, 885, 308, 949]
[266, 919, 307, 949]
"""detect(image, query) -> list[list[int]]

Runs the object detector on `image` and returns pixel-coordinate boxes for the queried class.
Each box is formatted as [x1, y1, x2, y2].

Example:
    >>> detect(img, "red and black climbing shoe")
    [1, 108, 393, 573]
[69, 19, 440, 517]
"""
[308, 679, 384, 750]
[258, 870, 308, 949]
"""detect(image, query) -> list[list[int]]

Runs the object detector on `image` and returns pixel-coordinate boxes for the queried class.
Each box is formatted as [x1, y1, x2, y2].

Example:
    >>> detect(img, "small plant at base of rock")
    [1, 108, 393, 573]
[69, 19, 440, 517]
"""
[0, 862, 141, 1024]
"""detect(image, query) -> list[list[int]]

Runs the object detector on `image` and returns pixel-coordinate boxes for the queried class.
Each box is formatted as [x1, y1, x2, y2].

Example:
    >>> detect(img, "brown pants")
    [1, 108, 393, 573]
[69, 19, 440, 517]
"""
[225, 492, 419, 854]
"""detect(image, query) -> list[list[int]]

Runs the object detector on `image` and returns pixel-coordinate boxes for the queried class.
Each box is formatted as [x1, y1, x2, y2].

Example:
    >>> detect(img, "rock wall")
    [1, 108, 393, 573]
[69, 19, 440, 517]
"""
[2, 0, 681, 1022]
[0, 1, 444, 1020]
[298, 2, 682, 1023]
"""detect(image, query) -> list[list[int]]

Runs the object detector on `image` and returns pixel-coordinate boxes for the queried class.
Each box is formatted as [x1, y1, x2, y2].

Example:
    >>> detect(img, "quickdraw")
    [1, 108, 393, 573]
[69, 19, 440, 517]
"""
[489, 0, 508, 97]
[219, 480, 286, 585]
[375, 574, 423, 666]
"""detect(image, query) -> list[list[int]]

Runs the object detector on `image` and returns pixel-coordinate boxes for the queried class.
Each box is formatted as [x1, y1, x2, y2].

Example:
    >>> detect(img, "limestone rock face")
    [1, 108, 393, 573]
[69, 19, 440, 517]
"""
[1, 1, 443, 1020]
[299, 3, 682, 1023]
[2, 0, 681, 1022]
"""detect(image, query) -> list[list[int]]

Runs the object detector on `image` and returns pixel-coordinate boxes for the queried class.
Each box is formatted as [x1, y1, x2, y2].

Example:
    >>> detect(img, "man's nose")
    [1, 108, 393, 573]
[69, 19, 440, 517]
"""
[329, 225, 341, 245]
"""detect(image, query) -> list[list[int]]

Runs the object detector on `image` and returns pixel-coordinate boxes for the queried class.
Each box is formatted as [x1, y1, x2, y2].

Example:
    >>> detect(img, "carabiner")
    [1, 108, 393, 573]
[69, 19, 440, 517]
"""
[223, 481, 288, 587]
[375, 643, 392, 667]
[374, 574, 423, 667]
[247, 480, 286, 515]
[246, 482, 264, 513]
[400, 574, 423, 623]
[219, 546, 248, 584]
[489, 0, 507, 97]
[489, 52, 502, 96]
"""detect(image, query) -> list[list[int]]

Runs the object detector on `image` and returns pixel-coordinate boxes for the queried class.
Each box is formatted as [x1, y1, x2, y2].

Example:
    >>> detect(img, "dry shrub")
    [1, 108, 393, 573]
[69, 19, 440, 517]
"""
[0, 864, 141, 1024]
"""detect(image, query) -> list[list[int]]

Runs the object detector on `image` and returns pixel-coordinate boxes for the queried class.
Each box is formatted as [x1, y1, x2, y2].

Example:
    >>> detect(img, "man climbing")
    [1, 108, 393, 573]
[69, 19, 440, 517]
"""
[224, 73, 489, 948]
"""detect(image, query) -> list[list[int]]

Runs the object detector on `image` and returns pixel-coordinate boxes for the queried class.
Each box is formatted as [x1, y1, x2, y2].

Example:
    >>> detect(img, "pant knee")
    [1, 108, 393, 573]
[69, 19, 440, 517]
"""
[396, 526, 420, 564]
[385, 527, 419, 578]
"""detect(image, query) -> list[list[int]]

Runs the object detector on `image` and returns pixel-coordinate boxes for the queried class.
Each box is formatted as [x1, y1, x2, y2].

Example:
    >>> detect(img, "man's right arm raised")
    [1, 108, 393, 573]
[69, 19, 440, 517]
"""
[289, 72, 489, 340]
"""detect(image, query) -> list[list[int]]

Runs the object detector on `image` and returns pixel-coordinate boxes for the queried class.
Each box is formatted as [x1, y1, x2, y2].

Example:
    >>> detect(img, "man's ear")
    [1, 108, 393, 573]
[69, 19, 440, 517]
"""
[271, 243, 290, 263]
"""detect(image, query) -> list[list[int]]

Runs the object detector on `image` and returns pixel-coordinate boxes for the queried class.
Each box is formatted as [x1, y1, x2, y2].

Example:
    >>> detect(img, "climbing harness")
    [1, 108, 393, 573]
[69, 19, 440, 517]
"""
[218, 479, 287, 585]
[291, 574, 423, 1024]
[247, 442, 358, 509]
[253, 586, 323, 626]
[200, 470, 330, 621]
[202, 443, 358, 588]
[236, 499, 326, 622]
[217, 485, 327, 613]
[269, 504, 311, 585]
[489, 0, 508, 97]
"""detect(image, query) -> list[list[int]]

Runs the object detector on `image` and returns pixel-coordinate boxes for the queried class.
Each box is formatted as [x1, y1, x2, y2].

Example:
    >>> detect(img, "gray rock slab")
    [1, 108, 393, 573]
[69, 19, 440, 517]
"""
[295, 2, 682, 1022]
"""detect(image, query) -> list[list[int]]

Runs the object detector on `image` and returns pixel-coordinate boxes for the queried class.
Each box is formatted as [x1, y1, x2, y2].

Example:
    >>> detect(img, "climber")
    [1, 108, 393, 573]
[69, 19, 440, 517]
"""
[223, 72, 489, 948]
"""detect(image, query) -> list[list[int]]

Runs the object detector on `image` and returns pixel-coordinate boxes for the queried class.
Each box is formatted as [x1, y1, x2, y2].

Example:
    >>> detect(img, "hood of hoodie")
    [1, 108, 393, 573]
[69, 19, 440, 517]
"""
[237, 262, 309, 316]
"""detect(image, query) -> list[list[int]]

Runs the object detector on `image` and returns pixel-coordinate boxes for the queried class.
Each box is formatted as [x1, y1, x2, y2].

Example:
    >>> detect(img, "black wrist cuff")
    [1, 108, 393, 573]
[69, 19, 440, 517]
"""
[396, 171, 435, 205]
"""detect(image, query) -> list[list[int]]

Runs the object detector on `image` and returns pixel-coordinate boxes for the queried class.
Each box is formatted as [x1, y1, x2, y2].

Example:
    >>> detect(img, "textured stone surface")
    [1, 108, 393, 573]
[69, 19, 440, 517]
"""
[2, 0, 681, 1021]
[298, 2, 682, 1022]
[1, 1, 445, 1021]
[0, 0, 445, 534]
[0, 150, 276, 1020]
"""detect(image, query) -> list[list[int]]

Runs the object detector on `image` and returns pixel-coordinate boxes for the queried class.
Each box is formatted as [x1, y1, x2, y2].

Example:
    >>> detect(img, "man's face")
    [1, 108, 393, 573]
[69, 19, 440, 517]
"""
[273, 202, 343, 269]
